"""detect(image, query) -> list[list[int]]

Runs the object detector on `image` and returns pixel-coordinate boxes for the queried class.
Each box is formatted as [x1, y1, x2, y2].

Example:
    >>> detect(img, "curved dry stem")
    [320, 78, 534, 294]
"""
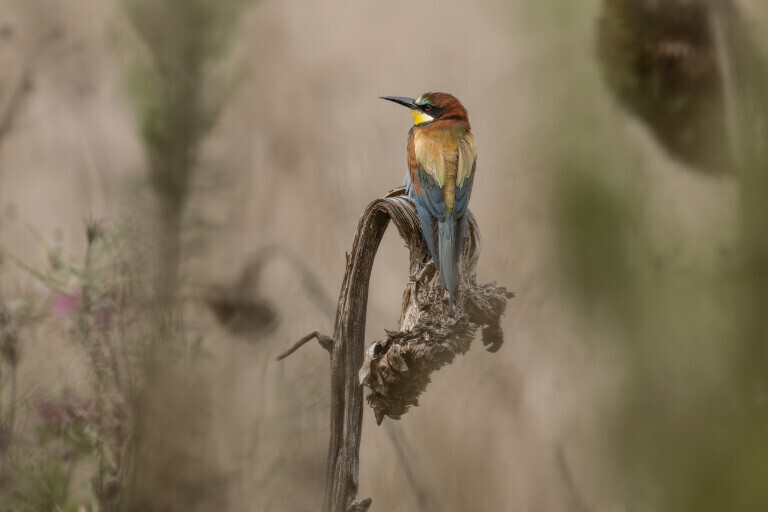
[287, 187, 510, 512]
[359, 190, 510, 425]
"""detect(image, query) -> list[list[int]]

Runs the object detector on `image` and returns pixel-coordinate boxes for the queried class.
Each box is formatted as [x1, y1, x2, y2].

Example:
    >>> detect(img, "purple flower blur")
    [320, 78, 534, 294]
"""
[51, 290, 81, 317]
[37, 390, 90, 435]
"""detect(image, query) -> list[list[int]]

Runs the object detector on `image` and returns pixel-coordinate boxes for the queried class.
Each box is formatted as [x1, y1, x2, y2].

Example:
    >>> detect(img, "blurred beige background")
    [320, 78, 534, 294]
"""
[1, 0, 766, 510]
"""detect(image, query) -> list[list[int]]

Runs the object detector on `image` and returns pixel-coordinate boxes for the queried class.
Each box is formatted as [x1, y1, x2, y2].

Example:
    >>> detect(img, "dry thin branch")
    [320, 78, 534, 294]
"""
[275, 331, 333, 361]
[384, 422, 442, 512]
[556, 445, 591, 512]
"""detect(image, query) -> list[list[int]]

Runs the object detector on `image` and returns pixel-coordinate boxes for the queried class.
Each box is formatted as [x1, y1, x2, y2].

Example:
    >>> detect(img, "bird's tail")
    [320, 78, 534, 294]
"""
[438, 212, 459, 311]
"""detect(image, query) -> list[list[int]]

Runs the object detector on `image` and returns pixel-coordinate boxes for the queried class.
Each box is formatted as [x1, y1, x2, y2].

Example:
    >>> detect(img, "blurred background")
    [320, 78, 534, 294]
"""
[1, 0, 767, 510]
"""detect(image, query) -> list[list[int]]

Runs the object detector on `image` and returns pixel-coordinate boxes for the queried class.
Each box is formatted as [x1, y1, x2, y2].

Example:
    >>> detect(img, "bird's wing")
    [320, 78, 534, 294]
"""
[457, 133, 477, 189]
[454, 157, 475, 219]
[412, 168, 445, 266]
[454, 134, 476, 254]
[454, 170, 474, 263]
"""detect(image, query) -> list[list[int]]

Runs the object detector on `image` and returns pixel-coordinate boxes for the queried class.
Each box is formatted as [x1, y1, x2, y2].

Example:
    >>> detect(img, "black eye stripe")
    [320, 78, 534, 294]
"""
[416, 102, 443, 120]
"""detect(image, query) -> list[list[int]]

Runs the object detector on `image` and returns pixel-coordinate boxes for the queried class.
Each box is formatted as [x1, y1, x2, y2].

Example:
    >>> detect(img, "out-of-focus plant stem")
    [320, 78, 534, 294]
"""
[123, 0, 253, 341]
[77, 229, 110, 509]
[118, 3, 255, 510]
[0, 289, 18, 443]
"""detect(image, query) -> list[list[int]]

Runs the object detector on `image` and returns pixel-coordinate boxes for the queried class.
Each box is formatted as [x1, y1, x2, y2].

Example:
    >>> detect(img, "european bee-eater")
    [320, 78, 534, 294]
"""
[381, 92, 477, 310]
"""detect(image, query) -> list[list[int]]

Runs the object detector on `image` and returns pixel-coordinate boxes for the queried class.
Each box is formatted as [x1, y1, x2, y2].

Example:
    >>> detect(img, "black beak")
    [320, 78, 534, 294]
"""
[380, 96, 418, 110]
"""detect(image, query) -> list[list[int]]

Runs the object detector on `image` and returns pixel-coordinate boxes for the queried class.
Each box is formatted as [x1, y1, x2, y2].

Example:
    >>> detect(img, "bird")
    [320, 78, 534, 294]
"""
[381, 92, 477, 311]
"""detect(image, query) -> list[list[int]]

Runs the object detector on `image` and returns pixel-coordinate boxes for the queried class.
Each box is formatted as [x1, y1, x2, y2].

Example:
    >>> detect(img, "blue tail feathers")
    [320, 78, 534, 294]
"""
[438, 212, 459, 310]
[409, 171, 471, 311]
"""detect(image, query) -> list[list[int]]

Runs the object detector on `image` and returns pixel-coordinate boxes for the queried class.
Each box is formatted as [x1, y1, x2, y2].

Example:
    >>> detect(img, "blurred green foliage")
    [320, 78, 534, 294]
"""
[8, 460, 78, 512]
[553, 2, 768, 510]
[556, 167, 640, 325]
[115, 2, 256, 511]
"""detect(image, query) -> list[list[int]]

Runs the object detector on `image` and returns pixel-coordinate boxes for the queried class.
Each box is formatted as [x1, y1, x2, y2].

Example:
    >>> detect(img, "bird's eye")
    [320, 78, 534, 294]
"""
[424, 105, 432, 111]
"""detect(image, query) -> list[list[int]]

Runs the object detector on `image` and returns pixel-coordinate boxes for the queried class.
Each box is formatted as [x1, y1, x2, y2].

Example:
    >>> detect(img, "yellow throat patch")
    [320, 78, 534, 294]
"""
[412, 110, 434, 125]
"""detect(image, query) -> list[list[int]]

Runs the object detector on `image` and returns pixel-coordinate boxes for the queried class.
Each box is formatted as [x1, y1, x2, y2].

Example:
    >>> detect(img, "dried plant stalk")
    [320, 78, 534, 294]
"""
[280, 187, 510, 512]
[359, 190, 509, 425]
